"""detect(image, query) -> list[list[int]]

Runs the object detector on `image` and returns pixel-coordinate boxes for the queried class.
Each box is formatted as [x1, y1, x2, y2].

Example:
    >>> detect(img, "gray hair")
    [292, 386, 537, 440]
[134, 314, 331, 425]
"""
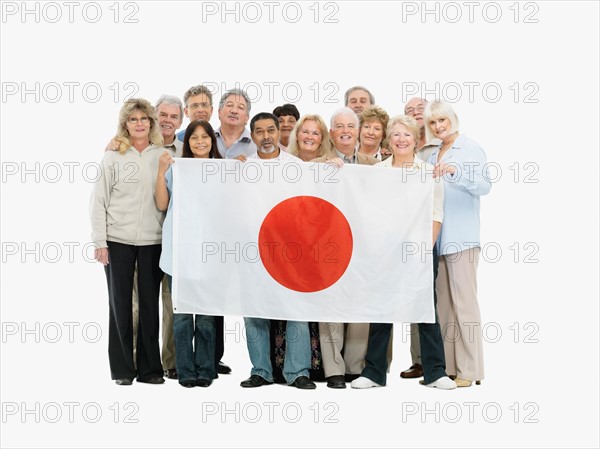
[344, 86, 375, 106]
[182, 85, 213, 107]
[155, 94, 183, 118]
[330, 107, 359, 129]
[218, 88, 252, 113]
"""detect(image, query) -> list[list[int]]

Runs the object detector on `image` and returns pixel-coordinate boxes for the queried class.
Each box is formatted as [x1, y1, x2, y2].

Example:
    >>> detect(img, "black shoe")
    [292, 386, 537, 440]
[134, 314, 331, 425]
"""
[240, 374, 273, 388]
[291, 376, 316, 390]
[164, 368, 178, 379]
[326, 375, 346, 389]
[196, 378, 212, 388]
[345, 373, 360, 383]
[115, 378, 133, 386]
[138, 377, 165, 384]
[217, 361, 232, 374]
[179, 379, 196, 388]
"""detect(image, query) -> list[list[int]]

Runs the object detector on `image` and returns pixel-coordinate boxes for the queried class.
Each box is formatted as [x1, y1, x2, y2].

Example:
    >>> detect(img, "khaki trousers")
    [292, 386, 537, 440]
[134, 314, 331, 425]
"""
[436, 248, 484, 381]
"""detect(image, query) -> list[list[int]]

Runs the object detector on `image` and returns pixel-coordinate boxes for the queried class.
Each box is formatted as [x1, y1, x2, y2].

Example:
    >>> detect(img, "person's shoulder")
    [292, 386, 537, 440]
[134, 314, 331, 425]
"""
[415, 158, 435, 171]
[101, 146, 128, 163]
[152, 145, 175, 156]
[357, 153, 379, 166]
[280, 151, 301, 162]
[376, 157, 393, 167]
[310, 154, 329, 163]
[457, 134, 485, 154]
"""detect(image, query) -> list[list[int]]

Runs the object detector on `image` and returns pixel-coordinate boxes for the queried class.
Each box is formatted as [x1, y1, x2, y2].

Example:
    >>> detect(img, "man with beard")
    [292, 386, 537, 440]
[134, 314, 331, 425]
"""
[238, 112, 315, 390]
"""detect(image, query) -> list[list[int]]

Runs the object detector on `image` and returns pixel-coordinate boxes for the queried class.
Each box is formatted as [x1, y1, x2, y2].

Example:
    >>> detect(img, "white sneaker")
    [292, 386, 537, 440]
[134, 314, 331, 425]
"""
[351, 376, 383, 389]
[424, 376, 457, 390]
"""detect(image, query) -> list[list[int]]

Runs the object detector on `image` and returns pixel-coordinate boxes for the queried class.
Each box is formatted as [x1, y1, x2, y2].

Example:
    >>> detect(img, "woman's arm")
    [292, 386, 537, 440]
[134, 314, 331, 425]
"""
[155, 151, 174, 211]
[90, 153, 114, 264]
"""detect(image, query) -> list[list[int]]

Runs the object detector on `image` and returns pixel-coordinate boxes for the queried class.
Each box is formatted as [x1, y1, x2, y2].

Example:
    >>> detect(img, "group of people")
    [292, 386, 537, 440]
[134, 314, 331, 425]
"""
[90, 84, 491, 390]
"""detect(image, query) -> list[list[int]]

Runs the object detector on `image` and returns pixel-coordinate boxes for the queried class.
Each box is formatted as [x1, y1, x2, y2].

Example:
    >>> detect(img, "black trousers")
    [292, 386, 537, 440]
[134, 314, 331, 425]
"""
[105, 242, 163, 381]
[361, 246, 447, 385]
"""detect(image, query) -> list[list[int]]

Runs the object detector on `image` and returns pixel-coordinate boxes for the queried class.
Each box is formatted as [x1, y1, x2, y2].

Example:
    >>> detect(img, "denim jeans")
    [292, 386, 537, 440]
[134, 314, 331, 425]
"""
[244, 318, 311, 384]
[167, 276, 216, 382]
[173, 313, 217, 382]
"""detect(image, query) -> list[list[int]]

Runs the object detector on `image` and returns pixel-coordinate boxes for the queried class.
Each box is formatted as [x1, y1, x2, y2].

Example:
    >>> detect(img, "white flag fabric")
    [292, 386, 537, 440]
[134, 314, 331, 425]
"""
[171, 158, 435, 323]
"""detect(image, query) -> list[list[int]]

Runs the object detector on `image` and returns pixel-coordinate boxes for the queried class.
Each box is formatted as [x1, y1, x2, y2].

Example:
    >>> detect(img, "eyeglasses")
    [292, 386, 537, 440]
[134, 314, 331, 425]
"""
[405, 105, 425, 115]
[188, 102, 211, 109]
[128, 116, 150, 124]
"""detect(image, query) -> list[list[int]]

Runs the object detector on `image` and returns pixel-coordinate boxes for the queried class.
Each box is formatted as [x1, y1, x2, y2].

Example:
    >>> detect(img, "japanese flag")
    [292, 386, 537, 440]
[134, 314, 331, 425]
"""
[171, 158, 434, 323]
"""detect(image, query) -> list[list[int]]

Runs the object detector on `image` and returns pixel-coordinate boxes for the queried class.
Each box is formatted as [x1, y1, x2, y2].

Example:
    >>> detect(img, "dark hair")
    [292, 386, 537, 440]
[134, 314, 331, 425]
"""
[182, 120, 222, 159]
[272, 103, 300, 120]
[250, 112, 279, 132]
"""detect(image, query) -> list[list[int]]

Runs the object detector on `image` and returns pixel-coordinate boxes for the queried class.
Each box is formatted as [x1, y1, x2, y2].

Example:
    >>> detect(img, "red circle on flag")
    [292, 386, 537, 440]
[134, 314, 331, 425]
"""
[258, 196, 353, 293]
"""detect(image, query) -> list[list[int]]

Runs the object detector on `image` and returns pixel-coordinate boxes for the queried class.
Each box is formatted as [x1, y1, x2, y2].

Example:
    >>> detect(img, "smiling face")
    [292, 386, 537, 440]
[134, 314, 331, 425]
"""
[218, 94, 249, 128]
[347, 89, 371, 114]
[330, 113, 359, 155]
[297, 119, 323, 155]
[360, 119, 384, 148]
[277, 114, 297, 144]
[125, 109, 151, 141]
[185, 93, 213, 122]
[428, 116, 453, 141]
[251, 118, 280, 155]
[389, 123, 417, 158]
[156, 103, 183, 142]
[188, 125, 213, 158]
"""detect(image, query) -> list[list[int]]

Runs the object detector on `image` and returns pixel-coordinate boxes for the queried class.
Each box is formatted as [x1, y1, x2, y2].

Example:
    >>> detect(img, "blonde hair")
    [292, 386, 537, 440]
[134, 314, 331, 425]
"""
[288, 114, 332, 159]
[385, 115, 421, 154]
[423, 100, 460, 143]
[115, 98, 163, 154]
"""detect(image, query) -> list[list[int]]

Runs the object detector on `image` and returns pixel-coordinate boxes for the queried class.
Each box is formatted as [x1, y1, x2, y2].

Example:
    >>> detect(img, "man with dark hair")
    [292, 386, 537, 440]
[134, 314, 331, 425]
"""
[272, 103, 300, 152]
[238, 113, 315, 390]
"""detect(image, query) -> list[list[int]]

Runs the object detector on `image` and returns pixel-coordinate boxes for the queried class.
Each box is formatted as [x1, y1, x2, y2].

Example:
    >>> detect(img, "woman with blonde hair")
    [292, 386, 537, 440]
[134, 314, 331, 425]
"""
[352, 115, 455, 390]
[287, 114, 332, 161]
[91, 98, 170, 386]
[424, 100, 491, 387]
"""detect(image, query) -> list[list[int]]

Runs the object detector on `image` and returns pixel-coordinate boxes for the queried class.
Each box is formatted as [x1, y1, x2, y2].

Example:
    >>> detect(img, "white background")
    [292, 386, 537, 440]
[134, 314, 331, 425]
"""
[1, 1, 598, 447]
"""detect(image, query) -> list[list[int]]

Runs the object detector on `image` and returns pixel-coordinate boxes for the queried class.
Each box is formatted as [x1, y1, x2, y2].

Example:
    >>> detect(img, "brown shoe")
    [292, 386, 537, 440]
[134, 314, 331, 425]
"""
[400, 363, 423, 379]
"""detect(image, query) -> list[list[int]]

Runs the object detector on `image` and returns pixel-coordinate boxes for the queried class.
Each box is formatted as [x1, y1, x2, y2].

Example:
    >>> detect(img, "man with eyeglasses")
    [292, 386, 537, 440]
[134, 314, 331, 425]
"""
[176, 85, 214, 142]
[311, 107, 378, 388]
[404, 97, 441, 162]
[398, 97, 442, 381]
